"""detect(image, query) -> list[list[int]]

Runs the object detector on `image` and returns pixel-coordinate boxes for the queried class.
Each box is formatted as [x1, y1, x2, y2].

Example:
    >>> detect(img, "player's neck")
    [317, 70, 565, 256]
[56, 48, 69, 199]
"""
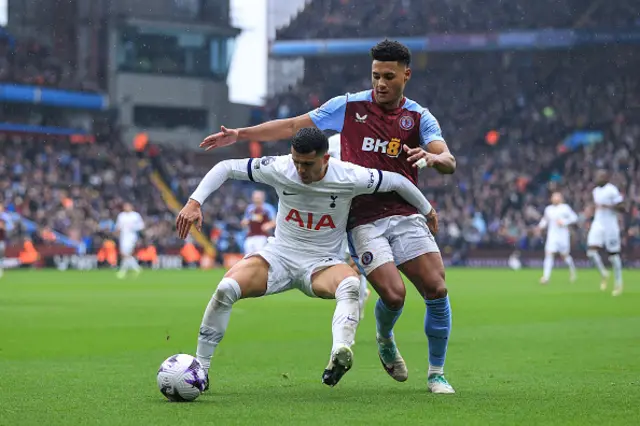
[374, 92, 404, 110]
[320, 164, 329, 180]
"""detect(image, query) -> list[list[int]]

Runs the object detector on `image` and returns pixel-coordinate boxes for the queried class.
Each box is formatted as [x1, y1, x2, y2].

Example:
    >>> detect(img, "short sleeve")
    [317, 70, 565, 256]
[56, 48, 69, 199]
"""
[309, 95, 347, 132]
[419, 108, 445, 147]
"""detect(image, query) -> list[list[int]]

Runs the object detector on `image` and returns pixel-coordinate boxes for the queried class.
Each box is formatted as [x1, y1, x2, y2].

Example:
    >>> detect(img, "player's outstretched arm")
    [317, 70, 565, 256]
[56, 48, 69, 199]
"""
[366, 170, 433, 216]
[200, 114, 316, 151]
[177, 159, 253, 239]
[190, 159, 256, 204]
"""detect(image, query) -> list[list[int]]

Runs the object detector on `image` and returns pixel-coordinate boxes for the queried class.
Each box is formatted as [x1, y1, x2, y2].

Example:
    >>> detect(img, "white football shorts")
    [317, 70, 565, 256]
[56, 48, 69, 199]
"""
[243, 235, 269, 255]
[348, 214, 439, 276]
[545, 236, 570, 255]
[247, 239, 346, 297]
[587, 223, 621, 253]
[119, 237, 138, 256]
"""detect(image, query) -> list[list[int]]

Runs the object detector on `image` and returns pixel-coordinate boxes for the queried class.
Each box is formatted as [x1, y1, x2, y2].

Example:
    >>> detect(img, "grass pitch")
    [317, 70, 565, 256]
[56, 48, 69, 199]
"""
[0, 268, 638, 425]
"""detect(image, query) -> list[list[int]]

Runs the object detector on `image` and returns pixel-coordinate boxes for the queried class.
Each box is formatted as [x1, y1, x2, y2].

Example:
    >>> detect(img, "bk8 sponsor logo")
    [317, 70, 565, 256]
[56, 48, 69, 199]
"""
[361, 137, 402, 157]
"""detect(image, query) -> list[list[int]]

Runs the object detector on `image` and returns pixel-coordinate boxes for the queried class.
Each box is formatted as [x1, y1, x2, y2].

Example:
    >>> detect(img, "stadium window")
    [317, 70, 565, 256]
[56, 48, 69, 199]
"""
[117, 25, 233, 79]
[133, 106, 208, 130]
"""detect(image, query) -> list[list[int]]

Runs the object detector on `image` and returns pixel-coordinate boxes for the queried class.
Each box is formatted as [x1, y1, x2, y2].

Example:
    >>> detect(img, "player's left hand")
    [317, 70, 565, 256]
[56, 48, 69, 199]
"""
[426, 208, 438, 235]
[176, 199, 203, 240]
[403, 145, 439, 168]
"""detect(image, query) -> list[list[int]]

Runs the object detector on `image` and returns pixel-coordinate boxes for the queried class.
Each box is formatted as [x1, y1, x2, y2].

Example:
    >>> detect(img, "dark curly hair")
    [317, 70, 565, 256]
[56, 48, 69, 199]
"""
[291, 127, 329, 155]
[370, 39, 411, 66]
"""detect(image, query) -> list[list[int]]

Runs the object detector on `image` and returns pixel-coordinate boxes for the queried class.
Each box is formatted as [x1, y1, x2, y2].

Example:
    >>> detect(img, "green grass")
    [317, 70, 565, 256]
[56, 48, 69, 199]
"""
[0, 268, 638, 425]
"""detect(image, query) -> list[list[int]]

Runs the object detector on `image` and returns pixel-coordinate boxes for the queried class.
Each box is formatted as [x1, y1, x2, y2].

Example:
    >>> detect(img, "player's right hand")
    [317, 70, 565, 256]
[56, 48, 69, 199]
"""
[200, 126, 239, 151]
[176, 199, 203, 240]
[426, 209, 438, 235]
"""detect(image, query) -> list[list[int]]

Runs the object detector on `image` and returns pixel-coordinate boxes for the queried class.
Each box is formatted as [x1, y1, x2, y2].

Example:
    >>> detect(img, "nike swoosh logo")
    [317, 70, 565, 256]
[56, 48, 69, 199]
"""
[283, 191, 297, 195]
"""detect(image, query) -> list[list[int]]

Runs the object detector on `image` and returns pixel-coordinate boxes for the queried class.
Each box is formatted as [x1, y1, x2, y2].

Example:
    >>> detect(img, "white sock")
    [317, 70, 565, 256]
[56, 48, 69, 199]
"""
[565, 255, 576, 276]
[358, 274, 368, 318]
[587, 250, 608, 277]
[543, 254, 553, 280]
[196, 278, 241, 373]
[609, 254, 623, 288]
[129, 257, 141, 272]
[332, 276, 360, 353]
[119, 257, 130, 272]
[428, 365, 444, 377]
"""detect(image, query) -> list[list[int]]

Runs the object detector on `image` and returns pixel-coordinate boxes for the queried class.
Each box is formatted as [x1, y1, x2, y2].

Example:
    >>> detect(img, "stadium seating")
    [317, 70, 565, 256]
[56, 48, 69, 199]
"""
[277, 0, 640, 40]
[1, 5, 639, 257]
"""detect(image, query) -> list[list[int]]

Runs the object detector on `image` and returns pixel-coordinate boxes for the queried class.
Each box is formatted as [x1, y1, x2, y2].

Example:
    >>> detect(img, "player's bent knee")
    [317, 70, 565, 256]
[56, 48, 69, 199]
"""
[426, 284, 448, 300]
[224, 256, 269, 298]
[213, 278, 242, 307]
[312, 264, 357, 298]
[378, 285, 406, 310]
[335, 276, 360, 302]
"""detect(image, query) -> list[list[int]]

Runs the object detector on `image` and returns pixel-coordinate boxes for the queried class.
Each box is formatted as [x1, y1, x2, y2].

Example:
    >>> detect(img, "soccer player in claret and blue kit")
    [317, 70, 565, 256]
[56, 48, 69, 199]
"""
[200, 40, 457, 393]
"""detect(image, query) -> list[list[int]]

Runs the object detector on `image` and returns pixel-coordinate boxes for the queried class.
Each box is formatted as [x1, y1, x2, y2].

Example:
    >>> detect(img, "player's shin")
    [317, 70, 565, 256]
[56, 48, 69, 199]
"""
[332, 276, 361, 351]
[564, 255, 576, 279]
[587, 249, 608, 277]
[542, 254, 554, 281]
[358, 274, 368, 319]
[196, 278, 241, 372]
[608, 254, 623, 289]
[424, 295, 451, 376]
[374, 298, 403, 339]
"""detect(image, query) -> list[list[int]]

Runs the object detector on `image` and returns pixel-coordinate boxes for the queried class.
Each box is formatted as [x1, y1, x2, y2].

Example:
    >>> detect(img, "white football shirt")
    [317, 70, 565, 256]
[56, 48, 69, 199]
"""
[539, 203, 578, 241]
[592, 183, 623, 228]
[190, 155, 432, 258]
[328, 133, 341, 159]
[115, 211, 144, 240]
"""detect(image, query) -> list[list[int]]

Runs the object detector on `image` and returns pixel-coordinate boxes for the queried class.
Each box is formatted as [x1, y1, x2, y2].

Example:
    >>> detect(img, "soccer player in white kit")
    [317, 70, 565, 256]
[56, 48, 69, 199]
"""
[176, 128, 433, 388]
[329, 133, 371, 319]
[537, 192, 578, 284]
[115, 202, 145, 279]
[586, 170, 625, 296]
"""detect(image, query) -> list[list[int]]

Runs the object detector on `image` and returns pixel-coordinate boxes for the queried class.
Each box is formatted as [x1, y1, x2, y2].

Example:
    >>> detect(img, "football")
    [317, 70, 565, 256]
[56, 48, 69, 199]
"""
[157, 354, 207, 402]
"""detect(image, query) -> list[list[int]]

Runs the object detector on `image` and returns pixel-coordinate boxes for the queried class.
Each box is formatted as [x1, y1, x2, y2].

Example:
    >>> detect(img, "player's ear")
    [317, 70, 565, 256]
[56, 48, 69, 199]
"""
[404, 67, 411, 83]
[323, 153, 330, 163]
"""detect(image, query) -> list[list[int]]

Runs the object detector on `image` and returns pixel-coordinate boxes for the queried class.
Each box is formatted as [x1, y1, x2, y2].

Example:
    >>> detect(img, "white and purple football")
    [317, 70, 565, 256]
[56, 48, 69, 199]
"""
[157, 354, 207, 402]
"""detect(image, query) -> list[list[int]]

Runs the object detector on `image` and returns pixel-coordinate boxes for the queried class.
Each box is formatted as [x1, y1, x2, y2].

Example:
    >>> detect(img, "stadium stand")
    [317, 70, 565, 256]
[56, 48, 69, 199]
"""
[1, 1, 639, 265]
[277, 0, 640, 40]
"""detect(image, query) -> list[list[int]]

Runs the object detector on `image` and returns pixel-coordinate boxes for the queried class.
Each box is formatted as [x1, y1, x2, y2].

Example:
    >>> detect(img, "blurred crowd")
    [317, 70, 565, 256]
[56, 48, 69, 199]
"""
[1, 2, 640, 258]
[278, 0, 640, 40]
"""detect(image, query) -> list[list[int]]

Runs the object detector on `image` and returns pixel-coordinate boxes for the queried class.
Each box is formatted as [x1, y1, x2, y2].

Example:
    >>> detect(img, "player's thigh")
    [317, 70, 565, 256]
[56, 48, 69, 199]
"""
[309, 263, 358, 299]
[604, 230, 622, 254]
[349, 221, 405, 307]
[587, 225, 605, 249]
[120, 240, 135, 257]
[398, 252, 446, 300]
[224, 256, 270, 298]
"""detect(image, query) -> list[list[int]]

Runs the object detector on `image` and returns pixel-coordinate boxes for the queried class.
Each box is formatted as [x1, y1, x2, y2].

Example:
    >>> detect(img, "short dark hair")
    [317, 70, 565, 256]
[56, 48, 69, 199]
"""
[291, 128, 328, 155]
[371, 39, 411, 66]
